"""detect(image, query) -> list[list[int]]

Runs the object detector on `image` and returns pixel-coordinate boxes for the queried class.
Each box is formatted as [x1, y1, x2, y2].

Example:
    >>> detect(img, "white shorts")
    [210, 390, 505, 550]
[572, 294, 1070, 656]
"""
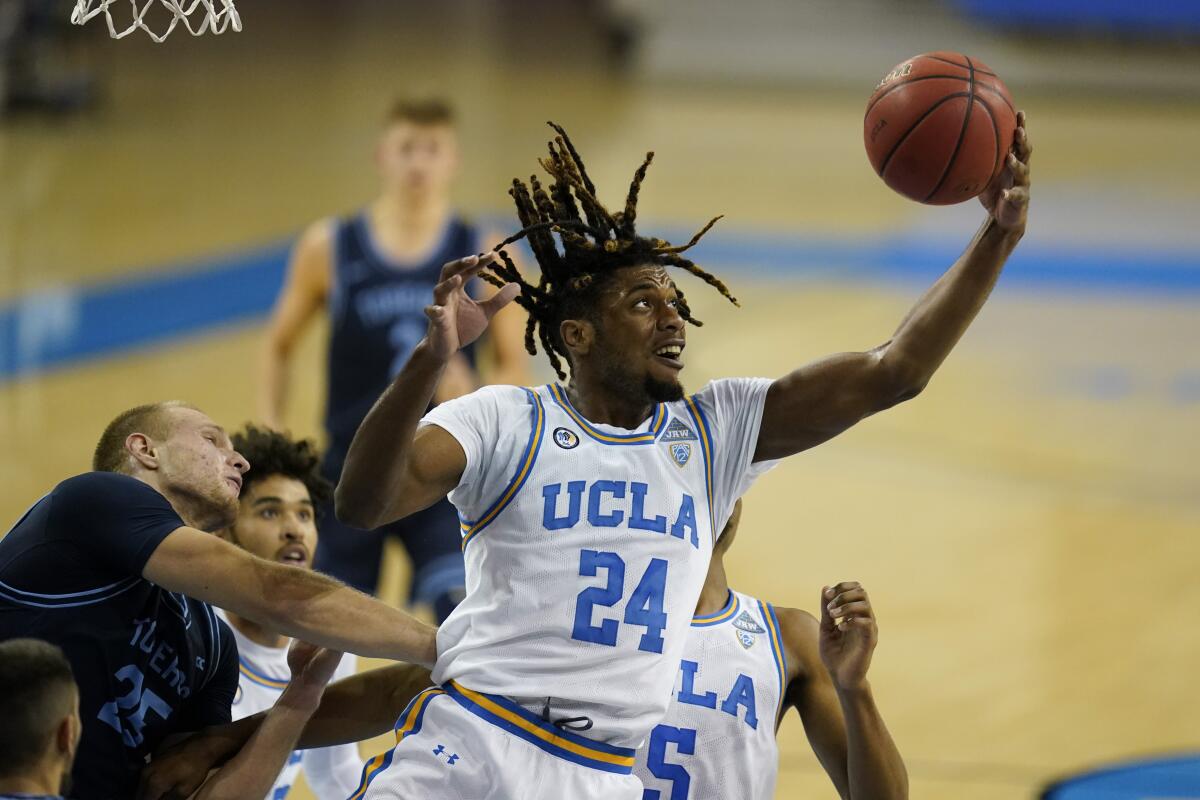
[349, 682, 644, 800]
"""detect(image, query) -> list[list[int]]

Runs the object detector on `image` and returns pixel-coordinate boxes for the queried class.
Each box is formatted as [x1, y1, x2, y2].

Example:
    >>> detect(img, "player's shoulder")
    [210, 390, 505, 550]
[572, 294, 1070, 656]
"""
[688, 376, 775, 409]
[53, 471, 160, 504]
[771, 604, 822, 681]
[451, 383, 541, 414]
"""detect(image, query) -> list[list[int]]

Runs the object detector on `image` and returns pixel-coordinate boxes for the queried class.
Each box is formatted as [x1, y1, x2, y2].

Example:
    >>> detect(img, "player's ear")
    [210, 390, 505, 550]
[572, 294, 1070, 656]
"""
[125, 432, 160, 471]
[560, 318, 594, 358]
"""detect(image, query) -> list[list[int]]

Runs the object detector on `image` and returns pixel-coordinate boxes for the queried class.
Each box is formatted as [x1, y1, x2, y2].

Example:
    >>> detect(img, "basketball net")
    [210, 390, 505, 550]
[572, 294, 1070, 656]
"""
[71, 0, 241, 43]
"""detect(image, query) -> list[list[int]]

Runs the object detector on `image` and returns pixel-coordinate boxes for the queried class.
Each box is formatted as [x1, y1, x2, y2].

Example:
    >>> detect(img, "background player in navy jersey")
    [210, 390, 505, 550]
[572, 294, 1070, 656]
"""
[0, 637, 350, 800]
[213, 425, 362, 799]
[635, 500, 907, 800]
[0, 401, 436, 799]
[260, 97, 528, 620]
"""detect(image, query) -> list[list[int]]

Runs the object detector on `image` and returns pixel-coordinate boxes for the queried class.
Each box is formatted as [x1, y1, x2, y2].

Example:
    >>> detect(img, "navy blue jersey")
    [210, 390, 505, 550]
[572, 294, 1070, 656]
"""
[0, 473, 239, 800]
[323, 212, 481, 475]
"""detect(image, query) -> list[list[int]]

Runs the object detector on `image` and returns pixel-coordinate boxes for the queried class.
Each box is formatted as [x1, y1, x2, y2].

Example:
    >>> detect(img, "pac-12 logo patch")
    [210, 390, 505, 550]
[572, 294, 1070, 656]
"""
[733, 610, 766, 635]
[553, 427, 579, 449]
[660, 417, 698, 442]
[669, 442, 692, 467]
[737, 630, 756, 649]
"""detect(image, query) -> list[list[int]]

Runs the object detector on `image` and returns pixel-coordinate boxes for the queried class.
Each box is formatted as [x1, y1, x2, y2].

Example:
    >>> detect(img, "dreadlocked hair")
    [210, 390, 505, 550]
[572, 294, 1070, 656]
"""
[479, 121, 739, 380]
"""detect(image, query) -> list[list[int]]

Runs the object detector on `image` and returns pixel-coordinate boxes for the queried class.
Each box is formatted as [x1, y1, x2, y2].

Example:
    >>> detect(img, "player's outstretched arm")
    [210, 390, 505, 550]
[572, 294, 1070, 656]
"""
[138, 663, 435, 800]
[259, 220, 333, 430]
[190, 642, 343, 800]
[143, 527, 437, 664]
[337, 253, 519, 528]
[780, 584, 908, 800]
[755, 114, 1031, 462]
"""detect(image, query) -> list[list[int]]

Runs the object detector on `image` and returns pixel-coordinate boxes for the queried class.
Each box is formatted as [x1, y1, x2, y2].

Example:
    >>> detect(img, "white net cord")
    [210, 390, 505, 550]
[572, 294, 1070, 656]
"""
[71, 0, 241, 43]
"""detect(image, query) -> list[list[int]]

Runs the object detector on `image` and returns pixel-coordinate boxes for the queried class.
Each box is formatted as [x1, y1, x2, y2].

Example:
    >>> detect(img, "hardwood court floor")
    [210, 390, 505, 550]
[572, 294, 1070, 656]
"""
[1, 3, 1198, 797]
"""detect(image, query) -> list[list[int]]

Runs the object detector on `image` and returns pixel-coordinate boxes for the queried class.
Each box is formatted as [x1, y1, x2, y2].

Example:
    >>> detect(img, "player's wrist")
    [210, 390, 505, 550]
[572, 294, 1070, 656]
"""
[833, 676, 872, 696]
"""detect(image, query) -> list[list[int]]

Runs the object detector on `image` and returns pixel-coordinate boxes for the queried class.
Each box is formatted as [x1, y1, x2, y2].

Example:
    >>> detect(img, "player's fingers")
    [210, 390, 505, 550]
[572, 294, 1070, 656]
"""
[828, 600, 873, 620]
[424, 304, 447, 324]
[837, 616, 877, 633]
[432, 274, 462, 304]
[481, 282, 521, 319]
[1002, 187, 1030, 210]
[828, 587, 868, 609]
[819, 586, 836, 631]
[827, 581, 862, 596]
[437, 253, 481, 282]
[1007, 152, 1030, 185]
[1013, 125, 1032, 163]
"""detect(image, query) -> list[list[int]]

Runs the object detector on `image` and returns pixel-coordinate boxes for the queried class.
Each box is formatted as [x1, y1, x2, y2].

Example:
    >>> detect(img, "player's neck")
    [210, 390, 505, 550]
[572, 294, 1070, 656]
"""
[694, 561, 731, 617]
[373, 191, 451, 236]
[225, 610, 290, 650]
[0, 763, 62, 797]
[564, 377, 656, 431]
[131, 473, 227, 532]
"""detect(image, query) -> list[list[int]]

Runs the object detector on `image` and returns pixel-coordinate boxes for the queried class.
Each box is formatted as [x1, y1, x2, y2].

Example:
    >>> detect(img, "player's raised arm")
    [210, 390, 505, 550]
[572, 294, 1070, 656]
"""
[779, 584, 908, 800]
[336, 253, 519, 528]
[189, 643, 343, 800]
[755, 113, 1031, 462]
[142, 526, 436, 665]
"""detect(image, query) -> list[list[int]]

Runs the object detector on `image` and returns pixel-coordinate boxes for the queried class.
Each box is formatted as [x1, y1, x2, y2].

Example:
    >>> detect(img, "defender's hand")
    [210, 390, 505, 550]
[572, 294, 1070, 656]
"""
[424, 254, 520, 361]
[283, 640, 344, 709]
[819, 582, 879, 690]
[979, 110, 1031, 234]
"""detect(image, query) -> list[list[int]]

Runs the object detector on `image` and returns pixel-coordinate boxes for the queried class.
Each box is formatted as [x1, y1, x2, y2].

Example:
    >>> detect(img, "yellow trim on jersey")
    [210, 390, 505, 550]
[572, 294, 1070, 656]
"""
[549, 383, 666, 444]
[238, 660, 289, 690]
[448, 681, 637, 769]
[691, 589, 739, 626]
[682, 395, 717, 543]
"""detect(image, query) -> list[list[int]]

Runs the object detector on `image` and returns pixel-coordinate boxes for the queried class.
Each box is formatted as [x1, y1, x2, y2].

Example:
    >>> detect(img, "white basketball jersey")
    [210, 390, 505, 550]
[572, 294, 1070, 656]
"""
[634, 590, 786, 800]
[423, 379, 776, 748]
[214, 609, 362, 800]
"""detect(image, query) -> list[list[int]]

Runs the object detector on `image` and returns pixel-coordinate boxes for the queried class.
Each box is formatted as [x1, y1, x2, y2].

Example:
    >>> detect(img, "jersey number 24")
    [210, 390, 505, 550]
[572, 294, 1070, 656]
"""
[571, 549, 668, 653]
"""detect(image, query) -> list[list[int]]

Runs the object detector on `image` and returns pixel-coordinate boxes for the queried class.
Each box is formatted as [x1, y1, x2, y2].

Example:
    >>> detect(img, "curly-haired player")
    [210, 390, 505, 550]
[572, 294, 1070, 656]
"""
[337, 116, 1032, 798]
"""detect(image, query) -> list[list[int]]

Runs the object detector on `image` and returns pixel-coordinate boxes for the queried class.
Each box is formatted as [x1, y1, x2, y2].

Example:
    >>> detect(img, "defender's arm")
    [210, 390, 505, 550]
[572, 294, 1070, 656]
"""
[755, 116, 1031, 462]
[143, 527, 436, 665]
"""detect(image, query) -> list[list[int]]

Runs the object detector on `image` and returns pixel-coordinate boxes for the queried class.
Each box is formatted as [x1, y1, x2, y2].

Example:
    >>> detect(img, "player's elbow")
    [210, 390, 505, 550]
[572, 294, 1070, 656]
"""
[334, 482, 384, 530]
[873, 354, 930, 410]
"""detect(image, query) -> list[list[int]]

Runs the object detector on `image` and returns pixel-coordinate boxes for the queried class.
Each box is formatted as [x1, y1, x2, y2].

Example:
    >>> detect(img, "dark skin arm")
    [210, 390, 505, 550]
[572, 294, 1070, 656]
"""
[336, 253, 519, 529]
[778, 583, 907, 800]
[138, 664, 433, 800]
[756, 114, 1032, 462]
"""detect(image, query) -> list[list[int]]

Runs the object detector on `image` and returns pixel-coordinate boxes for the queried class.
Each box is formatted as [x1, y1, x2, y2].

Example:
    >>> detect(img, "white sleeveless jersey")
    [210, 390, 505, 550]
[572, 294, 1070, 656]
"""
[633, 590, 787, 800]
[214, 609, 362, 800]
[423, 379, 776, 749]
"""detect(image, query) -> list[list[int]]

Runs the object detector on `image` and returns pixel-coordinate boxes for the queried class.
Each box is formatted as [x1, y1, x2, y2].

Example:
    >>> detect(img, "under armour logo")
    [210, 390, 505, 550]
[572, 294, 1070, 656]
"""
[432, 744, 460, 765]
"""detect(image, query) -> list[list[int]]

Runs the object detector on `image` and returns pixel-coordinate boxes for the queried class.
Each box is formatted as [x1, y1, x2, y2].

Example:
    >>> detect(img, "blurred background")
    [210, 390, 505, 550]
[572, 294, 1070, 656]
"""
[2, 1, 1198, 797]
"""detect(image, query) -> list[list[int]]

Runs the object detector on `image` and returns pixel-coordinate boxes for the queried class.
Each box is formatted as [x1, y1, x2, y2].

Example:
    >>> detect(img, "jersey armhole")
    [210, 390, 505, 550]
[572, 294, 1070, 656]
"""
[458, 388, 546, 550]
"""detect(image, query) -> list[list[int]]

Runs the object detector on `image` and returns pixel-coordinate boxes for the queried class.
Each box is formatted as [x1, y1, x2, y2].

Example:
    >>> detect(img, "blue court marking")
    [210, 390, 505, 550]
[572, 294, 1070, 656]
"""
[1, 223, 1197, 382]
[1040, 753, 1200, 799]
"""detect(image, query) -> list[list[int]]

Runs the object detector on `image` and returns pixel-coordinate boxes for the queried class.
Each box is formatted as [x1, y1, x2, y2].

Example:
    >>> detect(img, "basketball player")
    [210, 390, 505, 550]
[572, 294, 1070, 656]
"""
[213, 425, 364, 799]
[260, 97, 528, 620]
[336, 116, 1031, 798]
[634, 501, 906, 799]
[0, 637, 350, 800]
[0, 402, 436, 799]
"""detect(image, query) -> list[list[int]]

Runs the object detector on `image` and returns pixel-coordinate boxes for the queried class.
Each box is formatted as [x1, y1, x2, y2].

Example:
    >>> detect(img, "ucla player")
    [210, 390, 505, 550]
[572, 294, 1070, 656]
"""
[260, 97, 527, 620]
[0, 402, 436, 799]
[337, 118, 1031, 798]
[214, 425, 363, 799]
[635, 501, 907, 799]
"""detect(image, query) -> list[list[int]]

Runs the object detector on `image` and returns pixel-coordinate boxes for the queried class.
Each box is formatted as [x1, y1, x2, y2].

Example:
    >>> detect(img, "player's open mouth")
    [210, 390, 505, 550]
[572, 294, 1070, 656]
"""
[653, 342, 685, 370]
[275, 544, 309, 567]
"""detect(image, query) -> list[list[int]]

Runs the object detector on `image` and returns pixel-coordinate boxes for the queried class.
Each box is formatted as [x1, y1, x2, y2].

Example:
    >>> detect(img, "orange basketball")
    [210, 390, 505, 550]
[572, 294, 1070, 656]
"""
[864, 51, 1016, 205]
